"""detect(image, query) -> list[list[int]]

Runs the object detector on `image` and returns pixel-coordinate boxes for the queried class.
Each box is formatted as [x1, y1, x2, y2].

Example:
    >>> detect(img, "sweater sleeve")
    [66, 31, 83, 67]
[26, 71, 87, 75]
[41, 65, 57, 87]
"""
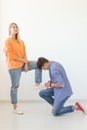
[3, 40, 16, 60]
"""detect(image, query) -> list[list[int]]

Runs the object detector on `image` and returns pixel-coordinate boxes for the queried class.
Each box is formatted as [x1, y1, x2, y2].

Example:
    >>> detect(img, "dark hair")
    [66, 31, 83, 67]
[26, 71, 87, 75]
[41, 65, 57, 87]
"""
[37, 57, 49, 69]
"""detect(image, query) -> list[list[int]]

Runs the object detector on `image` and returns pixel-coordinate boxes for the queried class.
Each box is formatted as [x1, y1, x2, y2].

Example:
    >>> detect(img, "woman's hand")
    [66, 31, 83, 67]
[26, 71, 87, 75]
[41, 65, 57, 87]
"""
[24, 63, 28, 72]
[22, 58, 29, 64]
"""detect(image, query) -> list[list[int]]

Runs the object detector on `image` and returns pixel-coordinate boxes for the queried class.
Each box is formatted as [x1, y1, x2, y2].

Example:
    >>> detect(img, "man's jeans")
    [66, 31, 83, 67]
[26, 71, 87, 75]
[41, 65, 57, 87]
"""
[9, 61, 42, 104]
[39, 88, 74, 116]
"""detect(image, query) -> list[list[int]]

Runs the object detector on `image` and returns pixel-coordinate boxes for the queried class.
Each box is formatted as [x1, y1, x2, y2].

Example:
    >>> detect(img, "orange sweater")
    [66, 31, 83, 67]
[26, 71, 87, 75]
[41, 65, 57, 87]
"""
[4, 38, 26, 69]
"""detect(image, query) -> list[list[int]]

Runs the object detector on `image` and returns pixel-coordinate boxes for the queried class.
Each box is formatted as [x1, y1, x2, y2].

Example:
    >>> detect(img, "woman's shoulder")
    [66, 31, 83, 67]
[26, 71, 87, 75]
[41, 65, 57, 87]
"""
[4, 38, 12, 45]
[5, 37, 14, 42]
[5, 37, 11, 41]
[20, 40, 25, 45]
[20, 39, 24, 43]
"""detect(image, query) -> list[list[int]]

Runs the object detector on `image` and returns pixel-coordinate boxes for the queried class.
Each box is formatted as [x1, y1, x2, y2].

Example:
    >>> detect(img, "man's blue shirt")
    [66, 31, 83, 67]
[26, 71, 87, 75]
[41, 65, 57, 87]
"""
[49, 61, 73, 104]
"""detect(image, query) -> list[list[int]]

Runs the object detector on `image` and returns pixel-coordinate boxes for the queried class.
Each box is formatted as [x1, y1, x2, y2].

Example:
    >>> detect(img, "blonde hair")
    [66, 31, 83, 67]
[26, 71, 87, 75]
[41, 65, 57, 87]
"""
[9, 22, 22, 43]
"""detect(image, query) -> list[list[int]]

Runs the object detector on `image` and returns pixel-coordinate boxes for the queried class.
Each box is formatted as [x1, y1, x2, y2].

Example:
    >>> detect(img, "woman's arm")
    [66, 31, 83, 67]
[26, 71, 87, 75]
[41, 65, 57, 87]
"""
[15, 56, 28, 63]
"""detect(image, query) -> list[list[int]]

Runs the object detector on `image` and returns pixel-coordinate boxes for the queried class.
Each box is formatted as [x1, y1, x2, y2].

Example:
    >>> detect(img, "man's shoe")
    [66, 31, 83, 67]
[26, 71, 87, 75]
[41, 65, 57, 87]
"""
[75, 102, 86, 114]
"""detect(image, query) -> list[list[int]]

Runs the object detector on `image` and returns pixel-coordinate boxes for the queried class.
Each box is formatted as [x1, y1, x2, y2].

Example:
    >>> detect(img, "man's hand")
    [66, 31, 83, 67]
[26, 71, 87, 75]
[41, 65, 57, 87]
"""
[44, 80, 51, 88]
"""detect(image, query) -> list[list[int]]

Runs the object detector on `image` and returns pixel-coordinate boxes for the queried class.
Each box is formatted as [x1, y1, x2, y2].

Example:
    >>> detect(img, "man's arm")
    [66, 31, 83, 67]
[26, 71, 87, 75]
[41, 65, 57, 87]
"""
[44, 81, 64, 88]
[50, 82, 64, 88]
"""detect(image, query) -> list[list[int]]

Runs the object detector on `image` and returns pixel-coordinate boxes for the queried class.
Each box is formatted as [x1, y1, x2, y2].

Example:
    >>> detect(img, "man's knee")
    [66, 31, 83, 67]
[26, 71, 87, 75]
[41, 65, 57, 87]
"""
[39, 90, 45, 97]
[52, 108, 59, 116]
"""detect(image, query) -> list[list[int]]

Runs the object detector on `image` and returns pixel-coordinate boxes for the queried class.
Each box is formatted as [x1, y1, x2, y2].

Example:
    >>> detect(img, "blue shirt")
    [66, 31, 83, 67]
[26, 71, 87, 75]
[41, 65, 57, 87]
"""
[49, 61, 73, 104]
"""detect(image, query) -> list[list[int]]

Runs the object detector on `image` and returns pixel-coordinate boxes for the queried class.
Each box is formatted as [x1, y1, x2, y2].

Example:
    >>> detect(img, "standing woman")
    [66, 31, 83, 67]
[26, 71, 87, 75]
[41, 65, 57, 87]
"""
[4, 23, 42, 114]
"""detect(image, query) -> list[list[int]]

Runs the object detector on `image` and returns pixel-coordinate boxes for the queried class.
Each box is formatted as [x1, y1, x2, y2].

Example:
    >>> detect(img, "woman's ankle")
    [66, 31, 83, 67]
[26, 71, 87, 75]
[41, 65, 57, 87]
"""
[35, 83, 40, 86]
[13, 104, 17, 110]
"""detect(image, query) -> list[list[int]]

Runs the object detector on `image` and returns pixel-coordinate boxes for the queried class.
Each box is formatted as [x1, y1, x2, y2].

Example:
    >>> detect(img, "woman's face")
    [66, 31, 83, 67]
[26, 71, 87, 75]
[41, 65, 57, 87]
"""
[9, 24, 19, 35]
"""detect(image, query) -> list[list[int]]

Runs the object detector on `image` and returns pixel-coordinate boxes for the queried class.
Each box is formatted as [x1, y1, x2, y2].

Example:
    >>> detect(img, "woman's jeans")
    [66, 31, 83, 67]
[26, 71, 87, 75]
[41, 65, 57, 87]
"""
[8, 61, 42, 104]
[39, 88, 74, 116]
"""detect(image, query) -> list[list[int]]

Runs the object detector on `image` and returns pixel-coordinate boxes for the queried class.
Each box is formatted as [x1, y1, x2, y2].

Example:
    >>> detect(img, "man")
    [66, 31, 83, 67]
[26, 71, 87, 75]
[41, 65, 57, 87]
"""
[37, 57, 86, 116]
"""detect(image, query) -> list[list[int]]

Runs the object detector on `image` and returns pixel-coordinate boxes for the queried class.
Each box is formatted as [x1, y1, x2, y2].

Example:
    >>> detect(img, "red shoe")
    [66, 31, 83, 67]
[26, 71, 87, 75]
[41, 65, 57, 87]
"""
[75, 102, 86, 114]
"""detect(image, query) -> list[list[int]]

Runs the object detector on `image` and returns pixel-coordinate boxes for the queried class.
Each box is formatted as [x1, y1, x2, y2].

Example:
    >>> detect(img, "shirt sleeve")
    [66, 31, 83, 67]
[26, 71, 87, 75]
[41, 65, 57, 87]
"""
[51, 70, 64, 84]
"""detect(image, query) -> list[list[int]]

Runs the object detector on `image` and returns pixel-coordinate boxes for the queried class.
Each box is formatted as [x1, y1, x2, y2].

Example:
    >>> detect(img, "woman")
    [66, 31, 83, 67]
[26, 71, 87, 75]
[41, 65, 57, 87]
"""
[4, 23, 42, 114]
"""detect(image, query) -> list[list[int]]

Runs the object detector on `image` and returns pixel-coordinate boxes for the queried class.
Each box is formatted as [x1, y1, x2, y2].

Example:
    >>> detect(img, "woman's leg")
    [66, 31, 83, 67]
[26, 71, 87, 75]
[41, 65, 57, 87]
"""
[23, 61, 42, 84]
[39, 88, 54, 106]
[8, 68, 22, 110]
[52, 96, 74, 116]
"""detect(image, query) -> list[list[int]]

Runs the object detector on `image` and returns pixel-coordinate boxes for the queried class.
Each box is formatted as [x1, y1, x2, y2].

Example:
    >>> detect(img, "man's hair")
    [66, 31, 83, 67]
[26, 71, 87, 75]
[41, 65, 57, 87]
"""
[37, 57, 49, 69]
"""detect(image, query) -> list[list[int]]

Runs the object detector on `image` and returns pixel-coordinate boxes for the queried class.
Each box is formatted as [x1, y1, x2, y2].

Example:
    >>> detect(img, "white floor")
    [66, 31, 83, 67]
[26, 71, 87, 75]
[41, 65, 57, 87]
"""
[0, 100, 87, 130]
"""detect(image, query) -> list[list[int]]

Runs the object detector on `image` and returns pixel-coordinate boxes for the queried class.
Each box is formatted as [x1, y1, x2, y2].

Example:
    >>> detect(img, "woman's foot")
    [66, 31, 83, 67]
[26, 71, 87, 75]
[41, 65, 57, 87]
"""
[13, 104, 24, 115]
[13, 104, 17, 109]
[35, 83, 45, 90]
[13, 108, 24, 115]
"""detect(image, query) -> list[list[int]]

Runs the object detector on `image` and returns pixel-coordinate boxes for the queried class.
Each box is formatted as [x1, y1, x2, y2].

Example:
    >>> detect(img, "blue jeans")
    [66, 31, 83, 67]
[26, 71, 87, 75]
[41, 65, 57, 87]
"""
[39, 88, 54, 105]
[8, 61, 42, 104]
[39, 88, 74, 116]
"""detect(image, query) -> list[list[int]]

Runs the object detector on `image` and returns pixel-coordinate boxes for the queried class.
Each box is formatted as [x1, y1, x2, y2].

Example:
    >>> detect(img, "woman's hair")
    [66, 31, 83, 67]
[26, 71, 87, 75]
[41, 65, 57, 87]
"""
[37, 57, 49, 69]
[9, 22, 21, 43]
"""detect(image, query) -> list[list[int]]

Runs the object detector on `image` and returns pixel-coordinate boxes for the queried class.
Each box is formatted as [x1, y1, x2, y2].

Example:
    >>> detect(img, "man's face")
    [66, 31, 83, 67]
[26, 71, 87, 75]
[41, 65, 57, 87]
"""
[42, 62, 49, 70]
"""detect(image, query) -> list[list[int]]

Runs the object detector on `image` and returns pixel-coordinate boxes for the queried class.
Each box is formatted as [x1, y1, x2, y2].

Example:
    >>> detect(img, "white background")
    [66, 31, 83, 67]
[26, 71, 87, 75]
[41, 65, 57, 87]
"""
[0, 0, 87, 101]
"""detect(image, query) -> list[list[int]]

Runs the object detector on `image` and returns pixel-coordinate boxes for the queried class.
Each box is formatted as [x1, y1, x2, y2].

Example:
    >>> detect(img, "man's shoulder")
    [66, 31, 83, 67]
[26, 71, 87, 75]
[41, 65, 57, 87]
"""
[51, 61, 60, 66]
